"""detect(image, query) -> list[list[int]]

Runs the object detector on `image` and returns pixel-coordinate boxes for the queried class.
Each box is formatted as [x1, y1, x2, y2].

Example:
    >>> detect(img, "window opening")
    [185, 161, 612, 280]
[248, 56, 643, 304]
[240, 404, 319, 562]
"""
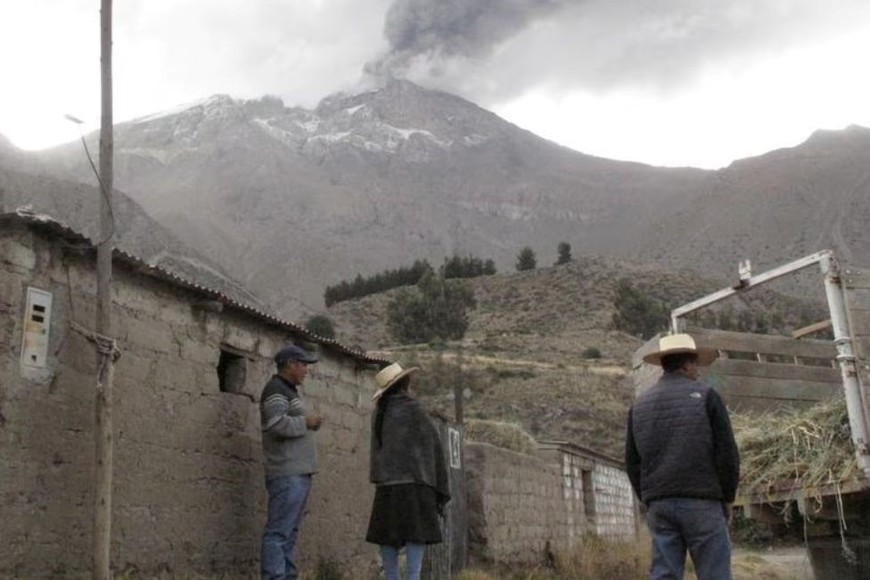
[217, 349, 246, 394]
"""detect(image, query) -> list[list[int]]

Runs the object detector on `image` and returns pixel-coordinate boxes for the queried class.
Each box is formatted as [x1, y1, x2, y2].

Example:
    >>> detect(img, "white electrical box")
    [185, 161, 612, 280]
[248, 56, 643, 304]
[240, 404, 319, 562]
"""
[20, 287, 53, 368]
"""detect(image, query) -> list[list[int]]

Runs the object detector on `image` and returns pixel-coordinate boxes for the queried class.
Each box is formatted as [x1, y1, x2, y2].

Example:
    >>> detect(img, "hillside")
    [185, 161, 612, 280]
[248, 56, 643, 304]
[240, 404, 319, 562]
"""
[0, 150, 263, 307]
[8, 81, 866, 324]
[37, 80, 709, 316]
[327, 256, 827, 457]
[632, 125, 870, 286]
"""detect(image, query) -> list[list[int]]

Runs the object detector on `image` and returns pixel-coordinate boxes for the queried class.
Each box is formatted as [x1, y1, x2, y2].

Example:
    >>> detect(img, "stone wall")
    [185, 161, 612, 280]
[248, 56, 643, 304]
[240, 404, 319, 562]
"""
[465, 442, 567, 565]
[467, 441, 637, 566]
[0, 223, 380, 578]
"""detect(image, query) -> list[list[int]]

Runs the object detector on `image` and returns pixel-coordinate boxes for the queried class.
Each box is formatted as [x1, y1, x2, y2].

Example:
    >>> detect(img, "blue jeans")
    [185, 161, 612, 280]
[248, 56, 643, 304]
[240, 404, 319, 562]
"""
[646, 498, 732, 580]
[261, 474, 312, 580]
[380, 543, 424, 580]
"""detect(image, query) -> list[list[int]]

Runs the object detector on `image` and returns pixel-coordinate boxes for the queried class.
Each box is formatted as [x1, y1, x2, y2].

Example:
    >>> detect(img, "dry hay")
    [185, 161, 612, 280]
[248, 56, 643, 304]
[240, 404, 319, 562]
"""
[464, 418, 538, 455]
[732, 395, 859, 498]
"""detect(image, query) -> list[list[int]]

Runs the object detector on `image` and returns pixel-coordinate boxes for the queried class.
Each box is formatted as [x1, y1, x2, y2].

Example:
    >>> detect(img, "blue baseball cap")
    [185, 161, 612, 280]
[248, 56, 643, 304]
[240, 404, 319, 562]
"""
[274, 345, 318, 366]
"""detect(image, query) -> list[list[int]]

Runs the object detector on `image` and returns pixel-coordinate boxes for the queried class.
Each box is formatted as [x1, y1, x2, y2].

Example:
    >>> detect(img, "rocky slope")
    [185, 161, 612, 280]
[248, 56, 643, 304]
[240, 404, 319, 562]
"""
[38, 81, 709, 315]
[0, 145, 263, 308]
[21, 80, 870, 319]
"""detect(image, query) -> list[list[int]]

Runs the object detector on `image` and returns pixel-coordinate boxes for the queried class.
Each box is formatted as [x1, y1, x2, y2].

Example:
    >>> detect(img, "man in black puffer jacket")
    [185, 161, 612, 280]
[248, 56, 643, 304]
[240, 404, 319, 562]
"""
[626, 333, 740, 580]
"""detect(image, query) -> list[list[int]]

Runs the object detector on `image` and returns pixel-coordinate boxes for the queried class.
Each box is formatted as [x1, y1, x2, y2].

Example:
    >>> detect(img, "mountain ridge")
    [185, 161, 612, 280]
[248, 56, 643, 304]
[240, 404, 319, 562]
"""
[11, 79, 870, 318]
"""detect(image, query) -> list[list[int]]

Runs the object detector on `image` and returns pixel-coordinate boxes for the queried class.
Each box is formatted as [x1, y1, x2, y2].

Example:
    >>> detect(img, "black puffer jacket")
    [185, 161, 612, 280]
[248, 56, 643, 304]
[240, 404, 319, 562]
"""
[625, 372, 740, 504]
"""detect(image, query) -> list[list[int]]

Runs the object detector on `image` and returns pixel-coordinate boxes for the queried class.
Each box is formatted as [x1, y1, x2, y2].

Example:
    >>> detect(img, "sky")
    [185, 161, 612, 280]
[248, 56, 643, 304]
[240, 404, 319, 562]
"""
[1, 0, 870, 169]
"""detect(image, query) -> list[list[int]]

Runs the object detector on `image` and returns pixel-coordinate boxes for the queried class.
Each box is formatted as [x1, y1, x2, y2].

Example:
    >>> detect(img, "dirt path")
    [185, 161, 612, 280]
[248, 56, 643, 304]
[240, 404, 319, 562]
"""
[421, 351, 628, 376]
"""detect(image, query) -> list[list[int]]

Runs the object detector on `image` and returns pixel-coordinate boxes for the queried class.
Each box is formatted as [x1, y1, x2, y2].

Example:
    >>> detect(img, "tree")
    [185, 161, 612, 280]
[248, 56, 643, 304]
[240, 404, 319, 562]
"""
[555, 241, 572, 265]
[387, 271, 477, 344]
[515, 246, 537, 271]
[305, 314, 336, 340]
[611, 279, 669, 339]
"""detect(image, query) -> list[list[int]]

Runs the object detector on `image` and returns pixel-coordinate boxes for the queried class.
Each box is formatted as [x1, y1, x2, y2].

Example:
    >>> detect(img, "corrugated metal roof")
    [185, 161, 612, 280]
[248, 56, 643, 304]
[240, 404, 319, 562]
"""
[1, 209, 390, 367]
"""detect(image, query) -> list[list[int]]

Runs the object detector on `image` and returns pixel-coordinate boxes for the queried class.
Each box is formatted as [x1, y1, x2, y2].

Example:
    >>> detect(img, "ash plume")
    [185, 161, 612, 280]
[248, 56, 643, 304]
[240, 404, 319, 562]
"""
[366, 0, 575, 79]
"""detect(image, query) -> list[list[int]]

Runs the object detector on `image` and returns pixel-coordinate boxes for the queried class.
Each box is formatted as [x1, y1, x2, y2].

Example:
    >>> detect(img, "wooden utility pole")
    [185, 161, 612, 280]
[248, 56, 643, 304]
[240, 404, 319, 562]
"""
[453, 354, 464, 426]
[94, 0, 115, 578]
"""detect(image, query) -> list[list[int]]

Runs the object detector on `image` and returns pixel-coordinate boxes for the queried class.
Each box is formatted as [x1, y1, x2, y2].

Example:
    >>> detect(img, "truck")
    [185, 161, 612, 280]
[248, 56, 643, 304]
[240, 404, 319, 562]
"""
[631, 250, 870, 579]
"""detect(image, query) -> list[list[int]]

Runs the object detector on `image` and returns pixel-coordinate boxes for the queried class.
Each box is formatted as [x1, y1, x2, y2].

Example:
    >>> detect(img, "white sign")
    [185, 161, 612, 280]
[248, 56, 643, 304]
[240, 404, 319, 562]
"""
[448, 427, 461, 469]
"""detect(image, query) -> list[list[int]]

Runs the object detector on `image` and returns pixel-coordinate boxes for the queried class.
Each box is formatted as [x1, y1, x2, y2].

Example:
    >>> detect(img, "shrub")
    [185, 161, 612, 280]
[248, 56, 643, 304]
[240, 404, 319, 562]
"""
[581, 347, 602, 359]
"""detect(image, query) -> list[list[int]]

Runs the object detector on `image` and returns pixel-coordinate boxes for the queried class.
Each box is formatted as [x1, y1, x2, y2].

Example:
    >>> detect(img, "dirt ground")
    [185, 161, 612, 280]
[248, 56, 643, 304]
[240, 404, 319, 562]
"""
[732, 546, 814, 579]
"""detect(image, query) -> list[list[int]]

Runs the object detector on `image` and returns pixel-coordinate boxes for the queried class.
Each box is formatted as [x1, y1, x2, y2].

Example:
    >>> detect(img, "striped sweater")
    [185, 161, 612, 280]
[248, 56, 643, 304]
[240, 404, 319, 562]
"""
[260, 375, 317, 477]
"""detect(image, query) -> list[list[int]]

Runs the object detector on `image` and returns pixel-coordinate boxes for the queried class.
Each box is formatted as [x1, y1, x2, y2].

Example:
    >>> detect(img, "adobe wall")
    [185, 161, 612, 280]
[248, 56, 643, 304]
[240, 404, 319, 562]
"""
[0, 224, 379, 578]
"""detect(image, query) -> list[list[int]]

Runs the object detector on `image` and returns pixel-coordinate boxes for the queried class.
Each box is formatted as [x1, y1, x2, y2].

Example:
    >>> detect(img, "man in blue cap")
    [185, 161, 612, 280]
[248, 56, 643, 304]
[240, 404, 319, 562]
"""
[259, 344, 323, 580]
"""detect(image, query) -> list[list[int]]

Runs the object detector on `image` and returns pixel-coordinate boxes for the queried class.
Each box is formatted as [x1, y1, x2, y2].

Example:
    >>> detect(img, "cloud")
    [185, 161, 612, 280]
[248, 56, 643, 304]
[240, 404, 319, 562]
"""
[114, 0, 391, 111]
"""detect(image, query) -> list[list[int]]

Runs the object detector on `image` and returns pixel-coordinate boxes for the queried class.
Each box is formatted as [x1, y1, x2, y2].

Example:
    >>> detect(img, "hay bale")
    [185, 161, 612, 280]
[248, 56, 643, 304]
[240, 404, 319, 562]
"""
[465, 419, 538, 455]
[732, 395, 859, 498]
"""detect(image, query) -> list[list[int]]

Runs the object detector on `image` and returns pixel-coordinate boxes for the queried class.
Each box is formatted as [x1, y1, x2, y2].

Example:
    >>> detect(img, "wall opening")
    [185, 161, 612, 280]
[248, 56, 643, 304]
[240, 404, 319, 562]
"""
[582, 469, 596, 524]
[217, 349, 246, 394]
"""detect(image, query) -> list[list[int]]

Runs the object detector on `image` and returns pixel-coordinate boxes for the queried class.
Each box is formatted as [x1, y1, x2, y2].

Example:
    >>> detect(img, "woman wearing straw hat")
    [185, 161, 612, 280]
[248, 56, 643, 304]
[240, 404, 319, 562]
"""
[366, 362, 450, 580]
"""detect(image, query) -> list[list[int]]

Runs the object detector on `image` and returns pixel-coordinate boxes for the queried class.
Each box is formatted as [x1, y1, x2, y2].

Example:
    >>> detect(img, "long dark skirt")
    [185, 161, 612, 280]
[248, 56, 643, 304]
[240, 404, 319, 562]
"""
[365, 483, 443, 547]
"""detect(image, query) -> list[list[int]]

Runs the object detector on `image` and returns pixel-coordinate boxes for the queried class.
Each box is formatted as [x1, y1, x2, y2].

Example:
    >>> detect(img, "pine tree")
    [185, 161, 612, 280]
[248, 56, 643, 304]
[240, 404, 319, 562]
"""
[515, 246, 537, 271]
[555, 241, 572, 265]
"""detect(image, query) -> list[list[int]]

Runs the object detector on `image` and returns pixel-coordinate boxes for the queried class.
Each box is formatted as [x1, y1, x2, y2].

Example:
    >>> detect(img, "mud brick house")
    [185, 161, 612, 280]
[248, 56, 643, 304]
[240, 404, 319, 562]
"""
[0, 210, 387, 578]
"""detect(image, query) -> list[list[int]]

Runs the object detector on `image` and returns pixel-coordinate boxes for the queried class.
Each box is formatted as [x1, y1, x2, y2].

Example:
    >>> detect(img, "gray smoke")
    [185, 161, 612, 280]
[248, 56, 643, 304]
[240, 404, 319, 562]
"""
[367, 0, 576, 78]
[365, 0, 870, 103]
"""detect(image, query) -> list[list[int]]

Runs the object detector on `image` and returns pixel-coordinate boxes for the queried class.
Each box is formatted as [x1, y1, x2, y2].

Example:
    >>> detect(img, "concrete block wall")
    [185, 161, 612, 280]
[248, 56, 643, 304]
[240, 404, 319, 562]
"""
[587, 463, 636, 540]
[0, 225, 380, 578]
[465, 441, 638, 568]
[465, 442, 567, 565]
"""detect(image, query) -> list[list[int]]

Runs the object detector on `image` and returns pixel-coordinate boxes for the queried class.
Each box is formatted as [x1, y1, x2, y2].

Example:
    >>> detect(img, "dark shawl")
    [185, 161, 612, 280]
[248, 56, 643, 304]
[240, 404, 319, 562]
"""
[369, 393, 450, 503]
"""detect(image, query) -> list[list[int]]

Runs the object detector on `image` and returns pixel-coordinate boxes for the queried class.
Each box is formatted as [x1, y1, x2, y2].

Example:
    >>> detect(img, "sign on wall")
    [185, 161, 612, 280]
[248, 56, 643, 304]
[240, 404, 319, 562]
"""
[449, 427, 461, 469]
[20, 287, 52, 369]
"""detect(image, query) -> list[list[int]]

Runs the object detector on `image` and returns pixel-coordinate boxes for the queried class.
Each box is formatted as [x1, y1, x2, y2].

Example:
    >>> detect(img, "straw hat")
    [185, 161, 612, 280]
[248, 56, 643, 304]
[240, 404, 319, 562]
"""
[372, 362, 419, 401]
[642, 333, 718, 366]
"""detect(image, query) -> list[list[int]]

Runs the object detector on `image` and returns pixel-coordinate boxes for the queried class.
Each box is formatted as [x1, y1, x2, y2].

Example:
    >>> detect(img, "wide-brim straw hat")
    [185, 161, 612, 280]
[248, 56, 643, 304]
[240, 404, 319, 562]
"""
[372, 362, 419, 401]
[642, 333, 719, 366]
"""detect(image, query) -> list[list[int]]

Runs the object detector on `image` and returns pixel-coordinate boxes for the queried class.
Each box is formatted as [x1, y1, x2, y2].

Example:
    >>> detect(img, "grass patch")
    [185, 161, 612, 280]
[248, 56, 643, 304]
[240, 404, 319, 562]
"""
[554, 534, 650, 579]
[465, 419, 538, 455]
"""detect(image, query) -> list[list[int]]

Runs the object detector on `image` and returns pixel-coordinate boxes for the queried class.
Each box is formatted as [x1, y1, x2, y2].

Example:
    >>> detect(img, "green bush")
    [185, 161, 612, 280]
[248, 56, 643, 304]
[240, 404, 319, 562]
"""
[581, 347, 602, 359]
